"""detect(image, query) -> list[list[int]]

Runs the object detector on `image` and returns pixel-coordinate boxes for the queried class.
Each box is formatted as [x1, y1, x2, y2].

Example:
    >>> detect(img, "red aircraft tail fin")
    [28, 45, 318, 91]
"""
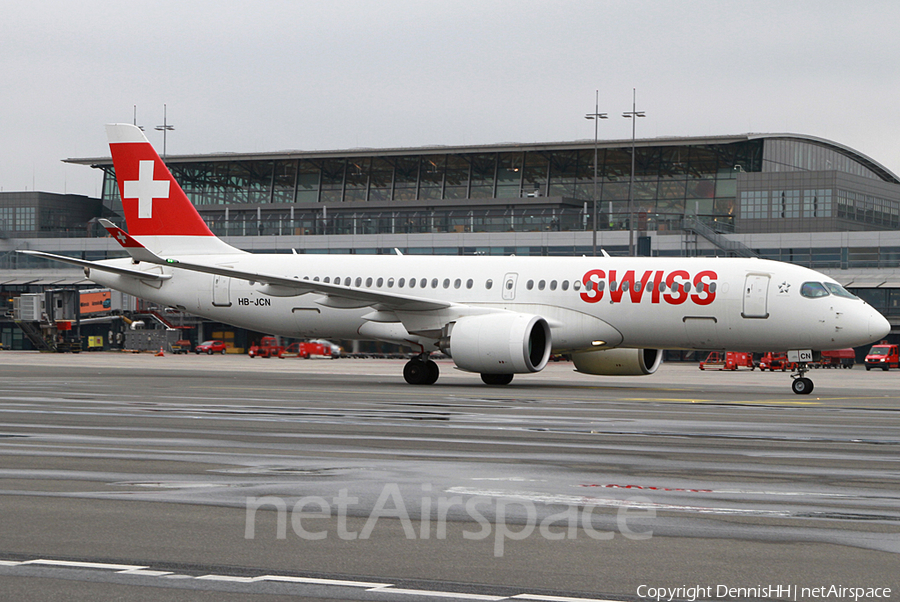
[106, 123, 212, 237]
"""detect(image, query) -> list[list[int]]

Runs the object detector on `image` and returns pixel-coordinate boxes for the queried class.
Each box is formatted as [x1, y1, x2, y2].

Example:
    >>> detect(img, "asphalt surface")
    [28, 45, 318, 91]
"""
[0, 351, 897, 601]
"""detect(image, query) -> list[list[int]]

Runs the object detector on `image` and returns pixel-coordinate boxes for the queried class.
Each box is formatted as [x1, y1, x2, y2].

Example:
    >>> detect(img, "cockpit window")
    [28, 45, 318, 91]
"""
[823, 282, 858, 299]
[800, 282, 830, 298]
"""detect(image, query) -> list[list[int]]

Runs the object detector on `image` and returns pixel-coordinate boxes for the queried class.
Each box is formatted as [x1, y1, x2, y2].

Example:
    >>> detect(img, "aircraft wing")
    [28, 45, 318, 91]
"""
[96, 219, 451, 312]
[163, 255, 452, 312]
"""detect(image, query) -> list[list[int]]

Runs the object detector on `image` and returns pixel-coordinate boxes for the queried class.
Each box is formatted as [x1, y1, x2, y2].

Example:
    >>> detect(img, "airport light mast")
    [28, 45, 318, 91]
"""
[622, 88, 645, 257]
[155, 104, 174, 158]
[585, 90, 607, 257]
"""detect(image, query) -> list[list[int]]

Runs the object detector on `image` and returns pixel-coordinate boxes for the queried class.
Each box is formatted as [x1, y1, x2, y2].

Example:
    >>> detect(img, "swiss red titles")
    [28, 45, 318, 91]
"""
[580, 269, 717, 306]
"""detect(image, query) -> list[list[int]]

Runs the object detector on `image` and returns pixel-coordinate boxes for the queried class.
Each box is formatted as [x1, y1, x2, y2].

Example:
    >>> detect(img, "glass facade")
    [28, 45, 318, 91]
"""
[87, 135, 900, 239]
[763, 139, 888, 181]
[100, 139, 766, 235]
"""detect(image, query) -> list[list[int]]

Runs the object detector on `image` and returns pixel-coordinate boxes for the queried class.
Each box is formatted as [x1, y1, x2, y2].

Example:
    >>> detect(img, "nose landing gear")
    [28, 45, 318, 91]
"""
[790, 362, 814, 395]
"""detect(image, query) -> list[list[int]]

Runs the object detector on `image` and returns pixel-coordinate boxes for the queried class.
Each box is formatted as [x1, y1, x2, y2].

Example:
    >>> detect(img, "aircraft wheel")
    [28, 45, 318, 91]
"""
[791, 377, 814, 395]
[403, 359, 429, 385]
[481, 373, 514, 386]
[423, 360, 440, 385]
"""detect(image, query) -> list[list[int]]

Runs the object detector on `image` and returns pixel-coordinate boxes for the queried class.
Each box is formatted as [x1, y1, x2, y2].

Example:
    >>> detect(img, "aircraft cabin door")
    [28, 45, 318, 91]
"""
[742, 274, 769, 319]
[212, 274, 232, 307]
[502, 273, 518, 301]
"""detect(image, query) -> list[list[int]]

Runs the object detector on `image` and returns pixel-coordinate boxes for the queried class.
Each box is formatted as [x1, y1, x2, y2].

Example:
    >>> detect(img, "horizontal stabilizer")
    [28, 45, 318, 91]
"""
[17, 250, 172, 281]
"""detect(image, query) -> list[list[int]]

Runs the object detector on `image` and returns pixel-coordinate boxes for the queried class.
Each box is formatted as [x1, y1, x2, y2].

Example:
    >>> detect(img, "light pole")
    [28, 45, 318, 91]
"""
[585, 90, 607, 257]
[622, 88, 645, 257]
[155, 104, 174, 158]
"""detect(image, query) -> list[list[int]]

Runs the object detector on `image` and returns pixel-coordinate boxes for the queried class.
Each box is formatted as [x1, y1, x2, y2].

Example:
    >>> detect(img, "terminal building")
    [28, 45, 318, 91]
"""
[3, 132, 900, 352]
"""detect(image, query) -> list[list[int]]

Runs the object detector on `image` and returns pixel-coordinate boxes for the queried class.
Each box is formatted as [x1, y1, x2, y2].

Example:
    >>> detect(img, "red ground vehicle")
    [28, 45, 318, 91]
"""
[758, 352, 797, 372]
[171, 339, 192, 354]
[279, 341, 328, 359]
[248, 336, 285, 358]
[195, 340, 227, 354]
[865, 342, 899, 371]
[819, 349, 855, 369]
[699, 351, 755, 370]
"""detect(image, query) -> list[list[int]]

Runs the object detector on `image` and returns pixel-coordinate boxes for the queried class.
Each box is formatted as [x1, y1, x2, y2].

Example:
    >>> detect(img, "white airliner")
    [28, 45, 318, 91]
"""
[23, 124, 891, 394]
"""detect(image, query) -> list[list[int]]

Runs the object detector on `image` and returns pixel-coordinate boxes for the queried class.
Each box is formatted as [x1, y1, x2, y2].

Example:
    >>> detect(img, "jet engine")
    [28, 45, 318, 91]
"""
[572, 348, 662, 376]
[440, 313, 551, 374]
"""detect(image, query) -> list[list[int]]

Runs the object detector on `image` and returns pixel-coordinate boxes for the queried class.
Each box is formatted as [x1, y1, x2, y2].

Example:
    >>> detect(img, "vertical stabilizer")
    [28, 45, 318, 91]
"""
[106, 123, 240, 255]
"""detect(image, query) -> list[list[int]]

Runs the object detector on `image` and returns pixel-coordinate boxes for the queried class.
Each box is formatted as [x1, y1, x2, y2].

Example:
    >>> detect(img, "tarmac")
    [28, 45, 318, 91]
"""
[0, 351, 897, 601]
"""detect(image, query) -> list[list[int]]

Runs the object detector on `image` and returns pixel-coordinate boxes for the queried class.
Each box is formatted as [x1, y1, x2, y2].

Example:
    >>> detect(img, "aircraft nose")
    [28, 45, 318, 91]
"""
[870, 310, 891, 341]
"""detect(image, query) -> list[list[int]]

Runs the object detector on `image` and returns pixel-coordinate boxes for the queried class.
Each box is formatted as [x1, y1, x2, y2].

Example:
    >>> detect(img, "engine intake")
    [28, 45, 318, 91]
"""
[572, 348, 662, 376]
[440, 313, 551, 374]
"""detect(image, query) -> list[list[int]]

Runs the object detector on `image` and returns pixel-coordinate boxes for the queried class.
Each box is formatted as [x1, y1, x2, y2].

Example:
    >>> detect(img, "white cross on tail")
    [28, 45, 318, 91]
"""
[123, 160, 170, 219]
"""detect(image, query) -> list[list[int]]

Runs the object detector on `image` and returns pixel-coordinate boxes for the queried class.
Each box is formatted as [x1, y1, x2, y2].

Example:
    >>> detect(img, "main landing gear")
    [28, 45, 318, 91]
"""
[401, 355, 515, 386]
[790, 363, 814, 395]
[403, 354, 440, 385]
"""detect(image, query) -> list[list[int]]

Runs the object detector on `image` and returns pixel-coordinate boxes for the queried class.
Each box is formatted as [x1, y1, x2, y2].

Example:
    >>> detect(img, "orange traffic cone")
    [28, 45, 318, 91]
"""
[155, 347, 165, 356]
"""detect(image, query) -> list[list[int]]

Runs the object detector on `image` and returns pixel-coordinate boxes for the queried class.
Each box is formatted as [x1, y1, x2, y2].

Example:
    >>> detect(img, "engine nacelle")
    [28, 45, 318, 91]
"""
[440, 313, 551, 374]
[572, 348, 662, 376]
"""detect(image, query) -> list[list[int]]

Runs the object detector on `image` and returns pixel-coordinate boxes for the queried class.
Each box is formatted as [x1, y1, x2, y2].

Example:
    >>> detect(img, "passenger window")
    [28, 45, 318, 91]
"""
[526, 280, 534, 290]
[421, 278, 428, 288]
[443, 278, 450, 289]
[431, 278, 438, 288]
[610, 281, 617, 292]
[486, 279, 493, 290]
[538, 280, 546, 290]
[398, 278, 405, 288]
[466, 279, 473, 289]
[354, 277, 362, 287]
[550, 280, 557, 291]
[801, 281, 830, 298]
[454, 278, 461, 289]
[561, 280, 569, 291]
[387, 278, 394, 288]
[585, 281, 593, 291]
[323, 277, 330, 283]
[313, 276, 320, 282]
[573, 280, 581, 291]
[376, 277, 383, 287]
[366, 277, 373, 287]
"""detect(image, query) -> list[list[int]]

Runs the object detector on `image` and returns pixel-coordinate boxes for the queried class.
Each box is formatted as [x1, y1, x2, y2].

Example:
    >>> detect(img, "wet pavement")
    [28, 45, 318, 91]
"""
[0, 352, 897, 600]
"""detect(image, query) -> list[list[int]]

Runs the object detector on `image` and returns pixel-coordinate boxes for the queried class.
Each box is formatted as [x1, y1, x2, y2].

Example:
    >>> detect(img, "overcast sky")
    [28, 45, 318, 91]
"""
[2, 0, 899, 197]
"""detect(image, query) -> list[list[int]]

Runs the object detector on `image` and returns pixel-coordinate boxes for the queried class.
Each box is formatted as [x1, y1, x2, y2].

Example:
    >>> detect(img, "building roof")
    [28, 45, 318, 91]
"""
[63, 132, 897, 182]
